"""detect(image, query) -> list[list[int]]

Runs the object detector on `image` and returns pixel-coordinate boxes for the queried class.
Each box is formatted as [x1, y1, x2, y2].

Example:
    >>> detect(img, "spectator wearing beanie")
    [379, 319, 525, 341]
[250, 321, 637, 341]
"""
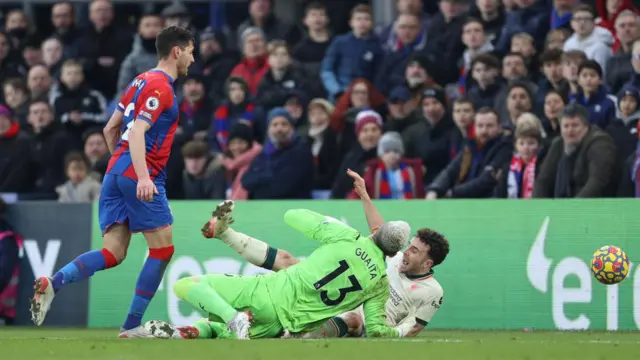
[606, 86, 640, 160]
[231, 27, 270, 95]
[305, 98, 340, 191]
[331, 109, 383, 198]
[242, 107, 314, 199]
[330, 78, 386, 153]
[350, 131, 424, 200]
[220, 123, 263, 200]
[404, 87, 455, 185]
[403, 53, 439, 100]
[570, 59, 617, 129]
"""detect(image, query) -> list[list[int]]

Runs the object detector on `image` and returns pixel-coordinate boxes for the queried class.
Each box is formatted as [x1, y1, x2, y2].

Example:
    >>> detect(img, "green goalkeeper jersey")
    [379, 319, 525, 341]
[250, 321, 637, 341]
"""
[263, 209, 399, 337]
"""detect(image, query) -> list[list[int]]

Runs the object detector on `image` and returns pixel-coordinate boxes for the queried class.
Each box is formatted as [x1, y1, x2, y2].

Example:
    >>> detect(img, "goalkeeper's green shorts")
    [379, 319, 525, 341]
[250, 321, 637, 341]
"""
[202, 274, 284, 339]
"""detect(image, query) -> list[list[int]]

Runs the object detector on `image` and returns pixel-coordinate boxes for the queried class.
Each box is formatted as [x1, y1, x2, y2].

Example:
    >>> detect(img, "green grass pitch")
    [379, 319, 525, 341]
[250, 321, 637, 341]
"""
[1, 328, 640, 360]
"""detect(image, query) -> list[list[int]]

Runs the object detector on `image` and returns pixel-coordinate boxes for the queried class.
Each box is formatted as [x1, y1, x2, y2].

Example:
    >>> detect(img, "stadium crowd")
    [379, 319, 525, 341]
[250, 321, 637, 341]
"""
[0, 0, 639, 202]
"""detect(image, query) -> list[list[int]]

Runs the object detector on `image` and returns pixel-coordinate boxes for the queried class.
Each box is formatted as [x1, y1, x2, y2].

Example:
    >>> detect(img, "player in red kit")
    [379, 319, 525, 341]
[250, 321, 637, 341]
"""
[30, 26, 195, 338]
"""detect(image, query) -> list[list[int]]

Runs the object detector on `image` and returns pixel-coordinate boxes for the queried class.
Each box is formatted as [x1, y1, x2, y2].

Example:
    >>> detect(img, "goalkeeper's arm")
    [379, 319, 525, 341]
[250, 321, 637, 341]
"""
[284, 209, 359, 244]
[362, 277, 402, 338]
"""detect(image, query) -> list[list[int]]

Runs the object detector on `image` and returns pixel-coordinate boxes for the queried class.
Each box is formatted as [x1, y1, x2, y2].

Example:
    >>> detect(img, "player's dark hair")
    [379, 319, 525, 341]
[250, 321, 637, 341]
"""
[156, 26, 194, 60]
[64, 151, 89, 170]
[416, 228, 449, 267]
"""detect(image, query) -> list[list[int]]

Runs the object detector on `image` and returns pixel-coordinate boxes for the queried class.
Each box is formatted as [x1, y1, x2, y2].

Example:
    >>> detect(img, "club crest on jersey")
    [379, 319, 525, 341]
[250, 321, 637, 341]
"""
[145, 96, 160, 111]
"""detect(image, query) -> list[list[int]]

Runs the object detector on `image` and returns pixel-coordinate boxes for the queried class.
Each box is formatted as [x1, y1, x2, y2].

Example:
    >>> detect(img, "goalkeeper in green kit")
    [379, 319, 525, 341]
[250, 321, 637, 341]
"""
[145, 200, 410, 340]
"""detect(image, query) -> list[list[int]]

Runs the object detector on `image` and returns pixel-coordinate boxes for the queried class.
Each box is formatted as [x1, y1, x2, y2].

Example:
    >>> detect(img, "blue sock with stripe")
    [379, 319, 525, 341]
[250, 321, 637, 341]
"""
[122, 246, 174, 331]
[51, 249, 118, 293]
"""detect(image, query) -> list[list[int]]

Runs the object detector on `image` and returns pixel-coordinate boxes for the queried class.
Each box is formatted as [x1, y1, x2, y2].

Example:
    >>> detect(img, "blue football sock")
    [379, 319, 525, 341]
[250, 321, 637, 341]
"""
[122, 249, 171, 330]
[51, 250, 107, 293]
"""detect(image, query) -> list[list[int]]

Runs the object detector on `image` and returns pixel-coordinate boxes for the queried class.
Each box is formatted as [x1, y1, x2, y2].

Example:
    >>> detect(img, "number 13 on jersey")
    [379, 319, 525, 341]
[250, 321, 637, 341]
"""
[314, 260, 363, 306]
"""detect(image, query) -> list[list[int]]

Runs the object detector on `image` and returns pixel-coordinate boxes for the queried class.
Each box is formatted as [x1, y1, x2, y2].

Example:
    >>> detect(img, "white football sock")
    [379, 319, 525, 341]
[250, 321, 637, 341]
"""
[218, 228, 270, 267]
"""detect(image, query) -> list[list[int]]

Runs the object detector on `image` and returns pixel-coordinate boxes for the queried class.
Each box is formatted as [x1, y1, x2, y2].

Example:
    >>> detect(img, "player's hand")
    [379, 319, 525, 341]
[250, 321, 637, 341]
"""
[137, 177, 158, 202]
[347, 168, 368, 200]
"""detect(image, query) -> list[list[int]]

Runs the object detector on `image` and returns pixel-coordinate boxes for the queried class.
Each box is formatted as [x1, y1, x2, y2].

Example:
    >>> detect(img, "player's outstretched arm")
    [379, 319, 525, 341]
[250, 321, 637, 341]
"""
[103, 110, 124, 154]
[347, 169, 384, 233]
[283, 209, 359, 244]
[361, 277, 402, 338]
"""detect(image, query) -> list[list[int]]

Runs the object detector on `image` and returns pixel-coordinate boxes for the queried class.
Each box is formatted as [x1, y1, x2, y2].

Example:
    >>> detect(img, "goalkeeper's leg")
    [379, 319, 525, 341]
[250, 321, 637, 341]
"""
[173, 275, 251, 339]
[203, 200, 300, 271]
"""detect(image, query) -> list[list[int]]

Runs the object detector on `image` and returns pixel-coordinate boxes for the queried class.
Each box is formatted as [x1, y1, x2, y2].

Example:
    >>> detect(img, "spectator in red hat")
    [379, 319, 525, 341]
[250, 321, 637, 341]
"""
[331, 109, 383, 198]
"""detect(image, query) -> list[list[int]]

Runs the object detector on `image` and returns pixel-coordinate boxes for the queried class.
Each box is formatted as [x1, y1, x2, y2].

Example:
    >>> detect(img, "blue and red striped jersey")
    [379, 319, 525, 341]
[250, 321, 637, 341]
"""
[106, 70, 179, 185]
